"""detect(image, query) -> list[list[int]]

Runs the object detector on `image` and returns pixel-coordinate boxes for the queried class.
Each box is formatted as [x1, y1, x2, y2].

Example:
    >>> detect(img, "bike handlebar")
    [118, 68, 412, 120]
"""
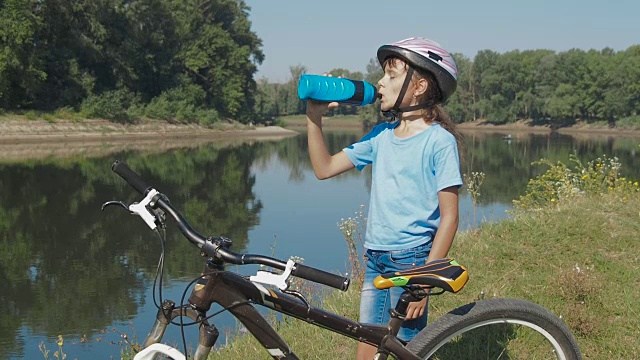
[112, 160, 151, 195]
[111, 160, 350, 292]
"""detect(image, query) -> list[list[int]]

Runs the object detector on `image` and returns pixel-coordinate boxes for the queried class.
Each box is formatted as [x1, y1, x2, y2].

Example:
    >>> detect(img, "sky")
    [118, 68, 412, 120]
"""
[244, 0, 640, 82]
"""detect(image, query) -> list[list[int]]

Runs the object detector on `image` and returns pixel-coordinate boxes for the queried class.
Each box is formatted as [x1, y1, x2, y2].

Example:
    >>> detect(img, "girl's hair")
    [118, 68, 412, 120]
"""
[415, 70, 464, 152]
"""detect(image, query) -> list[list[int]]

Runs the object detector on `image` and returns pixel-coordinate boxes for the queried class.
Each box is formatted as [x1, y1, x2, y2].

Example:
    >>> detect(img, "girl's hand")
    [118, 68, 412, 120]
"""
[306, 99, 338, 122]
[405, 297, 428, 320]
[305, 72, 340, 123]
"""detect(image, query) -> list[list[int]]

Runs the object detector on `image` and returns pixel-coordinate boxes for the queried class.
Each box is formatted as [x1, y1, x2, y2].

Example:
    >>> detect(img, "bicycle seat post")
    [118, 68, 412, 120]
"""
[390, 290, 423, 336]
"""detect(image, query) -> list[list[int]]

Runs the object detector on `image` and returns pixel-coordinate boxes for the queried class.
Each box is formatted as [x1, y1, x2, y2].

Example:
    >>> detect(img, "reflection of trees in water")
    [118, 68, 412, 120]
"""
[252, 131, 366, 183]
[461, 131, 640, 204]
[0, 144, 264, 357]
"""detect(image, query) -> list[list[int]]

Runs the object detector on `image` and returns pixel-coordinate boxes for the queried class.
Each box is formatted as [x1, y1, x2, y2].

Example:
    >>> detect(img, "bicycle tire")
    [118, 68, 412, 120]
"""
[406, 298, 582, 360]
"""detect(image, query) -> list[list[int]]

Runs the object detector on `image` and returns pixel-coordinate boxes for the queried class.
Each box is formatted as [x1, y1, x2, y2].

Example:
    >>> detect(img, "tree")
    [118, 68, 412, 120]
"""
[171, 0, 264, 122]
[0, 0, 45, 109]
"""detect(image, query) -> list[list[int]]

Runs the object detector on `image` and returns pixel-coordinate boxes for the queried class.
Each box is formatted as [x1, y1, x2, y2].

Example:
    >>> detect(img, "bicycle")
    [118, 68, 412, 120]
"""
[104, 160, 582, 360]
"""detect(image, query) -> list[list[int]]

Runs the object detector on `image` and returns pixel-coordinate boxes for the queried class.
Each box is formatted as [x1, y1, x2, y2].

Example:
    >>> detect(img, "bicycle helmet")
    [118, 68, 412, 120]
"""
[377, 37, 458, 116]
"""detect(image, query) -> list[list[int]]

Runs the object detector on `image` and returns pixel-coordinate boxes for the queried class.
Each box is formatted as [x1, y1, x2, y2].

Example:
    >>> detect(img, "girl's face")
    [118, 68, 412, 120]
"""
[377, 58, 414, 112]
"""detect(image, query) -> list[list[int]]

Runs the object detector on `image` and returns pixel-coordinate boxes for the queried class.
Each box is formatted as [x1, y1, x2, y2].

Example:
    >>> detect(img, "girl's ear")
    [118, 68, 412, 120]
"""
[413, 77, 429, 98]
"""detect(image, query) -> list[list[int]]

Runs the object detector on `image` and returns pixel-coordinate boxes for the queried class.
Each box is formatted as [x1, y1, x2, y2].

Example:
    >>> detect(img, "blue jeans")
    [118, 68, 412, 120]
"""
[359, 243, 431, 342]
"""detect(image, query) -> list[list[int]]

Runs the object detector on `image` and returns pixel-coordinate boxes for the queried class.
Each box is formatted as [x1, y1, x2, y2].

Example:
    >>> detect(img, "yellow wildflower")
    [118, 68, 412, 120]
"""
[581, 174, 588, 180]
[57, 335, 63, 347]
[551, 198, 557, 203]
[634, 182, 639, 187]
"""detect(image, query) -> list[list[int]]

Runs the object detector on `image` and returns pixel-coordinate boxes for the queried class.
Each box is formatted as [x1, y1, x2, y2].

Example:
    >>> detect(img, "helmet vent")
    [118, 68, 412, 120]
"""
[427, 51, 443, 62]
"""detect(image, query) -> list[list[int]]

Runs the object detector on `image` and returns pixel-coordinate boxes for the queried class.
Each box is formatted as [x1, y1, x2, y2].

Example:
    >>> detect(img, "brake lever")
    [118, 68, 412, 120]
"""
[101, 200, 129, 211]
[101, 189, 160, 230]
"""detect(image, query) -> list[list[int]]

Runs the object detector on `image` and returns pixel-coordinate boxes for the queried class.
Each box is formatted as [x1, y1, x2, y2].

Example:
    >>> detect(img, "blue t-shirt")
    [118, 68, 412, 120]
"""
[343, 122, 462, 251]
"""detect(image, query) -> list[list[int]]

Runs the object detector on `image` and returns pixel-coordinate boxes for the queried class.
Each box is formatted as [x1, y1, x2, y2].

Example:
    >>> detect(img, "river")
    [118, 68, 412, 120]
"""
[0, 129, 638, 359]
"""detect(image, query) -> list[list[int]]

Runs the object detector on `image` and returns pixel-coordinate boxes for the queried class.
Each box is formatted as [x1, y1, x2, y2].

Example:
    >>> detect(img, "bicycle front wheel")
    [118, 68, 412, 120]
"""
[406, 298, 582, 360]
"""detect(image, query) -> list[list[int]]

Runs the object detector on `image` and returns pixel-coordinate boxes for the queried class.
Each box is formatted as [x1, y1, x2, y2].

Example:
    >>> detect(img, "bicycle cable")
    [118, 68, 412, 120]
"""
[151, 226, 167, 310]
[149, 220, 253, 356]
[177, 271, 251, 357]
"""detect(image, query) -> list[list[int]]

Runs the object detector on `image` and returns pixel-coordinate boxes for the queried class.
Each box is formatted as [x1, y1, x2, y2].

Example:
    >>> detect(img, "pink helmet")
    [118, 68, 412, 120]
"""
[377, 37, 458, 103]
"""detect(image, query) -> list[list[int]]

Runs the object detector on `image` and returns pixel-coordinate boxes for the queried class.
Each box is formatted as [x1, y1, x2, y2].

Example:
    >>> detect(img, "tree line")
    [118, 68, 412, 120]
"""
[1, 1, 638, 127]
[257, 47, 640, 128]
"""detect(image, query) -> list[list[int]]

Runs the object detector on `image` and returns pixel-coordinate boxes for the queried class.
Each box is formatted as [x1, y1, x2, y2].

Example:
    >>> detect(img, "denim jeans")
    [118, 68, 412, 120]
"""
[359, 242, 431, 342]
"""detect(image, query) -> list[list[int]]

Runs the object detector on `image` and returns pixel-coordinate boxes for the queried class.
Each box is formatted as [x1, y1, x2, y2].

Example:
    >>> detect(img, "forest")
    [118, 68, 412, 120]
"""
[1, 0, 639, 127]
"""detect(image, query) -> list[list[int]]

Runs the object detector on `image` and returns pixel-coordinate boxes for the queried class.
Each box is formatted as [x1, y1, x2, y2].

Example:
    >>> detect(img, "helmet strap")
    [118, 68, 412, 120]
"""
[382, 67, 436, 120]
[382, 67, 414, 121]
[390, 67, 414, 114]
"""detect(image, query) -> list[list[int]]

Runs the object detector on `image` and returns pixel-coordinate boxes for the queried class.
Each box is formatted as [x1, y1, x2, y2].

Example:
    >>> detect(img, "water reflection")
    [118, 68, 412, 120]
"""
[0, 130, 638, 359]
[461, 131, 640, 204]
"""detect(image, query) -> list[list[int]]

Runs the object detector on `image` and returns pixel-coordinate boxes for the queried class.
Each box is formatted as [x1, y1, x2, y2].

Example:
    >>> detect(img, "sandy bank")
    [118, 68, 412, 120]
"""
[457, 119, 640, 137]
[0, 119, 299, 161]
[0, 119, 299, 143]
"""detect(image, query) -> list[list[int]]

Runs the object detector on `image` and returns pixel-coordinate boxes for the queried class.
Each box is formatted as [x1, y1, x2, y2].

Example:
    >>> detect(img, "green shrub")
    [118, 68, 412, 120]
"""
[41, 113, 55, 123]
[25, 110, 38, 120]
[196, 108, 220, 126]
[145, 96, 175, 120]
[145, 84, 208, 123]
[144, 81, 222, 125]
[81, 89, 140, 123]
[176, 104, 197, 123]
[514, 154, 639, 210]
[53, 106, 81, 121]
[127, 103, 146, 121]
[616, 115, 640, 129]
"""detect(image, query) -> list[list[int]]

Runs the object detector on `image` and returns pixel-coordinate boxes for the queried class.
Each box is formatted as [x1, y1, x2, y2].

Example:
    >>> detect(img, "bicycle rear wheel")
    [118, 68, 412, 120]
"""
[406, 298, 582, 360]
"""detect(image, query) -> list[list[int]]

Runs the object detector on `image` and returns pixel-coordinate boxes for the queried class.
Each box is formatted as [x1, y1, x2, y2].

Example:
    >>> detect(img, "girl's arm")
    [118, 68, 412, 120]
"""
[427, 186, 460, 262]
[306, 101, 355, 179]
[405, 186, 459, 320]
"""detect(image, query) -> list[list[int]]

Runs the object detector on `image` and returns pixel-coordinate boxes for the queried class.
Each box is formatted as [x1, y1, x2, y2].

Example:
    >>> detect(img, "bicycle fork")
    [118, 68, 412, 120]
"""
[143, 299, 219, 360]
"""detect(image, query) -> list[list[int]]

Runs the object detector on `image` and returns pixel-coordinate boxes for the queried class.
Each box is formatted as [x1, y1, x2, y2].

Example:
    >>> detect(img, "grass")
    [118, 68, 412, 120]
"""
[208, 190, 640, 359]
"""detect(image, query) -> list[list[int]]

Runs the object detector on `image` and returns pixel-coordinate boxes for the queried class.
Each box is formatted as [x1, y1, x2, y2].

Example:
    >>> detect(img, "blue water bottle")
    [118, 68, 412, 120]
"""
[297, 74, 378, 106]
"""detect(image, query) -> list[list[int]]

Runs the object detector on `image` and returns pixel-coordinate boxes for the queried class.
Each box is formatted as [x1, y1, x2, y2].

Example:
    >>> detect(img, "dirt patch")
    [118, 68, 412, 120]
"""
[0, 119, 300, 161]
[457, 119, 552, 133]
[458, 119, 640, 137]
[0, 119, 299, 142]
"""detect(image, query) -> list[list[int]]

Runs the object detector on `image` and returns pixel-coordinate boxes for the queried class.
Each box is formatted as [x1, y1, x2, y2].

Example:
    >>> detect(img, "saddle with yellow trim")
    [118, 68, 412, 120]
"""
[373, 258, 468, 293]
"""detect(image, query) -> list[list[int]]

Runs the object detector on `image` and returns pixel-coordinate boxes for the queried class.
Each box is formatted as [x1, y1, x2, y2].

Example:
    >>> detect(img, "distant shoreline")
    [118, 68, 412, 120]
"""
[457, 119, 640, 137]
[0, 118, 299, 162]
[0, 118, 299, 144]
[282, 116, 640, 137]
[2, 116, 640, 145]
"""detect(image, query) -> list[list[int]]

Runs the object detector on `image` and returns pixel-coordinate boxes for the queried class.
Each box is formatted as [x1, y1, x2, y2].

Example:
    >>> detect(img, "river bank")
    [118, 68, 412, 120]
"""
[3, 116, 640, 143]
[2, 116, 639, 162]
[281, 115, 640, 137]
[0, 118, 298, 143]
[0, 118, 299, 161]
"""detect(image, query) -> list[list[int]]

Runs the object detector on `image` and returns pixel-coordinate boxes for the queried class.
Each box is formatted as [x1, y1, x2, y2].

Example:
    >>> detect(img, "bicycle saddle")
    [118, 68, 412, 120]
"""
[373, 258, 468, 293]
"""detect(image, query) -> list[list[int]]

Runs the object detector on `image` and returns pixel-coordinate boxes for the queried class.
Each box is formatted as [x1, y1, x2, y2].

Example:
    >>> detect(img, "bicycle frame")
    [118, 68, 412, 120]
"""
[108, 160, 424, 360]
[112, 160, 582, 360]
[143, 262, 423, 360]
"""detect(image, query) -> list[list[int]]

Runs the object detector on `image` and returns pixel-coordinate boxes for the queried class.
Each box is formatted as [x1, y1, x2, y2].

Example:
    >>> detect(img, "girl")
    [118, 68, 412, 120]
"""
[305, 37, 463, 359]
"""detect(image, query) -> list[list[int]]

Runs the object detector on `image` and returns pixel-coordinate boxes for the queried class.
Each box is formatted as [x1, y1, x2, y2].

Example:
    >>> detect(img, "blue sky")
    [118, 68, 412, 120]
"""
[245, 0, 639, 82]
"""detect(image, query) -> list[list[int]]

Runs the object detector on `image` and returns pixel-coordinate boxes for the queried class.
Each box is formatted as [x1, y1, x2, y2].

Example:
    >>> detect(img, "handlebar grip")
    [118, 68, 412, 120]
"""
[292, 264, 350, 291]
[111, 160, 151, 195]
